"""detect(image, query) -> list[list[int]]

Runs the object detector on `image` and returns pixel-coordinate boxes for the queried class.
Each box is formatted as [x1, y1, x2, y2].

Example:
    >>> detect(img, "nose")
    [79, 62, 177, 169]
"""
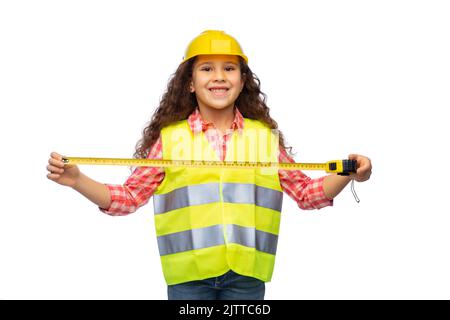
[213, 69, 225, 82]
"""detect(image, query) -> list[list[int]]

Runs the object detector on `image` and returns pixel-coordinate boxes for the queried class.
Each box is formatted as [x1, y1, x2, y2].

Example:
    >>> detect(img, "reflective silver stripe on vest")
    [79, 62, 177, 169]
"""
[154, 183, 282, 214]
[153, 183, 220, 214]
[157, 224, 278, 256]
[222, 183, 283, 212]
[226, 224, 278, 255]
[157, 225, 225, 256]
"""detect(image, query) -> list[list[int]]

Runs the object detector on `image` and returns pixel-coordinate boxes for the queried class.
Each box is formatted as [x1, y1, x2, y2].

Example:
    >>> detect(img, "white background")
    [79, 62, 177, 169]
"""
[1, 0, 449, 299]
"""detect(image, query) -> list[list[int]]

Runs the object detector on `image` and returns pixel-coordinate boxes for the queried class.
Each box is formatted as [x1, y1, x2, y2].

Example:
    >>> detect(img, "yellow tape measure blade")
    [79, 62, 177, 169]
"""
[62, 157, 355, 174]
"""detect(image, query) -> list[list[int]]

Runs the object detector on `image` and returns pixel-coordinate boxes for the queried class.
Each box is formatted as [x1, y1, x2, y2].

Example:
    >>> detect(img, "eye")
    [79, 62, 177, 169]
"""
[200, 66, 212, 71]
[225, 66, 236, 71]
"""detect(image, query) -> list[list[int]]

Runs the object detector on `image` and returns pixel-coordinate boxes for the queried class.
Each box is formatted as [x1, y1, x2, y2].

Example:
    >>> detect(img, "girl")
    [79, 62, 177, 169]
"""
[47, 30, 372, 300]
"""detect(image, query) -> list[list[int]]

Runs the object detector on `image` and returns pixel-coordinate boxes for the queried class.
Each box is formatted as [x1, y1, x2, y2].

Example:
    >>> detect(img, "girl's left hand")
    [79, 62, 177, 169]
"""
[348, 154, 372, 182]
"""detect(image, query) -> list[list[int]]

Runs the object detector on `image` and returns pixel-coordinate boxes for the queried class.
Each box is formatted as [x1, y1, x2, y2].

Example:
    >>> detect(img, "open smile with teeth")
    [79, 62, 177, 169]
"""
[209, 88, 229, 97]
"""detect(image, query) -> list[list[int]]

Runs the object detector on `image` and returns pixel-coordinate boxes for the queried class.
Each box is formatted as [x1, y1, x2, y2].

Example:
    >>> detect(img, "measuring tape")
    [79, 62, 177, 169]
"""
[62, 157, 357, 175]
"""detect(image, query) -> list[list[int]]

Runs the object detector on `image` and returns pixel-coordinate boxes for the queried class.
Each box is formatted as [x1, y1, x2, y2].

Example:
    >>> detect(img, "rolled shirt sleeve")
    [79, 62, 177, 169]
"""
[99, 136, 165, 216]
[278, 147, 333, 210]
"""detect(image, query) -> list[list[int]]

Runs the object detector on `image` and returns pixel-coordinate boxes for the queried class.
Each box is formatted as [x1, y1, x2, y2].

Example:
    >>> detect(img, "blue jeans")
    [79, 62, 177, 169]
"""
[167, 270, 265, 300]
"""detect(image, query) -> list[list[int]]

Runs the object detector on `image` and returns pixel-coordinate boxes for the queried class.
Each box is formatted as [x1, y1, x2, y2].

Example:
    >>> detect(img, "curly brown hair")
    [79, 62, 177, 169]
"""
[134, 57, 294, 159]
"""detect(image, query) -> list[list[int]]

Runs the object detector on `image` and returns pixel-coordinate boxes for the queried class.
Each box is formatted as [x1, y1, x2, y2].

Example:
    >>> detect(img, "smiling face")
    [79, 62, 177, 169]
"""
[190, 55, 245, 112]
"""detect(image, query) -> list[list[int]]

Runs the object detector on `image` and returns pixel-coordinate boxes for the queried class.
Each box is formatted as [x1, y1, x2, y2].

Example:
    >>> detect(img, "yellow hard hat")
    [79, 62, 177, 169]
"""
[181, 30, 248, 64]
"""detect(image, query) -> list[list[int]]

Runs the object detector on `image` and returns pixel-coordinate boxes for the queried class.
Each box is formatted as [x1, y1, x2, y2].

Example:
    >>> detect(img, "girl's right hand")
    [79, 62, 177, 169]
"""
[47, 152, 81, 188]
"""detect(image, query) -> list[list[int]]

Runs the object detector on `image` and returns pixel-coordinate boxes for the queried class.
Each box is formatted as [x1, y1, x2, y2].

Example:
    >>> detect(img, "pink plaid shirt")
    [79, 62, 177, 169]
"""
[101, 108, 332, 215]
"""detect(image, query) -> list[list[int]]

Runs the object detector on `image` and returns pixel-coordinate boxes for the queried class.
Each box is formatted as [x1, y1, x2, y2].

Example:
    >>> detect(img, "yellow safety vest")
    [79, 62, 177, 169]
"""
[153, 118, 283, 285]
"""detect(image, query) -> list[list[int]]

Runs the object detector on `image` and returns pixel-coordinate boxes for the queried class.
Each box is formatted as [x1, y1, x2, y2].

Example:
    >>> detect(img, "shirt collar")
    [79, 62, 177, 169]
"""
[188, 107, 244, 135]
